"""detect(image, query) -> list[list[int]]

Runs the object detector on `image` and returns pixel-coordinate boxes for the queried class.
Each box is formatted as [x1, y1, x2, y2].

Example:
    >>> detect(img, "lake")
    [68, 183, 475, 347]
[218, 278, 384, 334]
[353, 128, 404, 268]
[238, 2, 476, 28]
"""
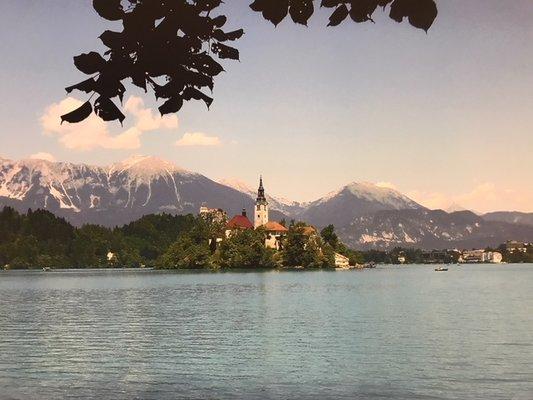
[0, 264, 532, 399]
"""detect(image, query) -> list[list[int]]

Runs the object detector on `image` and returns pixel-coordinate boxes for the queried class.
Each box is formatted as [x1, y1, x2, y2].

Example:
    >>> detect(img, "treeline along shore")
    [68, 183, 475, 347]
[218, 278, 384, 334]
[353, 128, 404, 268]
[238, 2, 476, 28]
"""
[0, 207, 531, 270]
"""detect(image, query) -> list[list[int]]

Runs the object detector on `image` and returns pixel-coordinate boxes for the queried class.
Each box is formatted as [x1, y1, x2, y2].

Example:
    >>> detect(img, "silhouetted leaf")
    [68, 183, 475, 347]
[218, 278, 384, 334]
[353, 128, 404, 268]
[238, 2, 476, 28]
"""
[99, 30, 124, 49]
[154, 78, 186, 99]
[74, 52, 106, 74]
[196, 0, 223, 12]
[211, 15, 227, 28]
[212, 43, 240, 60]
[191, 54, 225, 76]
[321, 0, 340, 8]
[350, 0, 377, 22]
[390, 0, 437, 31]
[264, 0, 290, 26]
[182, 87, 213, 109]
[93, 0, 124, 21]
[159, 96, 184, 115]
[131, 70, 147, 92]
[225, 29, 245, 41]
[94, 97, 125, 124]
[328, 4, 349, 26]
[95, 75, 126, 102]
[250, 0, 267, 12]
[186, 71, 214, 91]
[60, 101, 92, 124]
[289, 0, 314, 25]
[251, 0, 289, 26]
[65, 78, 96, 94]
[407, 0, 437, 31]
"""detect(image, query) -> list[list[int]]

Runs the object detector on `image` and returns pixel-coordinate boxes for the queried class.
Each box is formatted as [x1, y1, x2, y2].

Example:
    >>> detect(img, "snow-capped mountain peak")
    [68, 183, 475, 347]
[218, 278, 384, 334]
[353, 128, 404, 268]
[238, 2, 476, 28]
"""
[109, 155, 189, 178]
[0, 156, 254, 226]
[298, 181, 423, 228]
[342, 181, 420, 209]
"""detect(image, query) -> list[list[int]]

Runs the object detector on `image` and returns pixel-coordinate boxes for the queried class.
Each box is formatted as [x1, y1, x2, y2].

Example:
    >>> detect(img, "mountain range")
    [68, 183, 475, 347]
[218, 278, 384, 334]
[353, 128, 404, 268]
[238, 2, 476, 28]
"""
[1, 156, 532, 249]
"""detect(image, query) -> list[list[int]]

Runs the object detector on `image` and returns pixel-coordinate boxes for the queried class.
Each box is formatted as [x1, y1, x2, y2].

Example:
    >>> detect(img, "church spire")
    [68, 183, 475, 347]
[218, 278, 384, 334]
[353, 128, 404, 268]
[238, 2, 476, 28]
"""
[256, 175, 266, 203]
[254, 175, 268, 228]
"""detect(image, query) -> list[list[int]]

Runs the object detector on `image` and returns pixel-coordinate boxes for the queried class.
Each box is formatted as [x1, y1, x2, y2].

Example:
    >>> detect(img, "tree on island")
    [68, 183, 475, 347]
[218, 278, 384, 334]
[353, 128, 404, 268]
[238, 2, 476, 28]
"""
[158, 216, 222, 268]
[62, 0, 438, 124]
[320, 224, 339, 249]
[216, 228, 277, 269]
[282, 222, 334, 268]
[159, 234, 212, 269]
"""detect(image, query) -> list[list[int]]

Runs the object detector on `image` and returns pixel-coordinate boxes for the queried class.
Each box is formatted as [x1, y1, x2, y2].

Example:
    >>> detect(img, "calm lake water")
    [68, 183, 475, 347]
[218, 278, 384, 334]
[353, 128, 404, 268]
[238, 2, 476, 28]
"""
[0, 264, 532, 400]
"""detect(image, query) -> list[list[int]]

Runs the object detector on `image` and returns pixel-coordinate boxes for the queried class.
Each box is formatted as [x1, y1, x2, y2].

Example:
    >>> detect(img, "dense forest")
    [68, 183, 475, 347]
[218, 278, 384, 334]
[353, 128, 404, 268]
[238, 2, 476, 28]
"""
[0, 207, 531, 270]
[0, 207, 352, 270]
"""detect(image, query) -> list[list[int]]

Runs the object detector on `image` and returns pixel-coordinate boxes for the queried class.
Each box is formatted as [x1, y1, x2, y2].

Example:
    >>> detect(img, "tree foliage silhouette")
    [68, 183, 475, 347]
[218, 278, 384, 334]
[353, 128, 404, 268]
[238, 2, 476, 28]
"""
[63, 0, 437, 124]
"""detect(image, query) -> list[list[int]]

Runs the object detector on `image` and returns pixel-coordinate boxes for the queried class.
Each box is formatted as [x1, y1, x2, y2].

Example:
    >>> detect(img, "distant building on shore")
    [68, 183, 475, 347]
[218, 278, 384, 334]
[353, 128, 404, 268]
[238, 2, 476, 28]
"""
[459, 249, 502, 263]
[334, 253, 350, 269]
[421, 249, 460, 264]
[506, 240, 528, 253]
[199, 206, 227, 224]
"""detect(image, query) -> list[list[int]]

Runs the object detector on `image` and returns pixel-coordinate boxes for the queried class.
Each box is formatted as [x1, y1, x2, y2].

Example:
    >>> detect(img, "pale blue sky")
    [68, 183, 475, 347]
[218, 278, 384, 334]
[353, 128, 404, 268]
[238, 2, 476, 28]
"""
[0, 1, 532, 211]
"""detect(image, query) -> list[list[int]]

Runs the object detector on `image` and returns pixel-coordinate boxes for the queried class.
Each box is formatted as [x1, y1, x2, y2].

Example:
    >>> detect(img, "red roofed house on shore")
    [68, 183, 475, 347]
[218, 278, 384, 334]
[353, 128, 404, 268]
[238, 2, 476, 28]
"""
[263, 221, 288, 250]
[225, 208, 254, 237]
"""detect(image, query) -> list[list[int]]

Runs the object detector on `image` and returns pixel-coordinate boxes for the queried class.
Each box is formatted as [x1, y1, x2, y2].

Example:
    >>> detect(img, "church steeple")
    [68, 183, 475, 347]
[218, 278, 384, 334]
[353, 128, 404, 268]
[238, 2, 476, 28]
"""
[254, 175, 269, 228]
[256, 175, 266, 203]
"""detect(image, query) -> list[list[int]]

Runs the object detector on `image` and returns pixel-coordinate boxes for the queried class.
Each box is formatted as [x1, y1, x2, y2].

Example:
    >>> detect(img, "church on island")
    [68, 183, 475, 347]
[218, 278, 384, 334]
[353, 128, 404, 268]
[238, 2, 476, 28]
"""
[225, 176, 288, 250]
[200, 176, 352, 269]
[200, 176, 289, 250]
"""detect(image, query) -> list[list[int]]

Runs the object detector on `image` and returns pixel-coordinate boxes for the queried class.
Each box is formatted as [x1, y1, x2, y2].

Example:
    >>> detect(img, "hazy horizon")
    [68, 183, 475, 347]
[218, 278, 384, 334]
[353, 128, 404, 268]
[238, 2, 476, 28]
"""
[1, 1, 532, 212]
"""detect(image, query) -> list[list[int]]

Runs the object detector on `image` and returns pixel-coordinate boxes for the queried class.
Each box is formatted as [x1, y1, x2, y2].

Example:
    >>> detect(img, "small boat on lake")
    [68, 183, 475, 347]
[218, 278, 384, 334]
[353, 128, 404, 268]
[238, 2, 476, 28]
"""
[435, 266, 448, 272]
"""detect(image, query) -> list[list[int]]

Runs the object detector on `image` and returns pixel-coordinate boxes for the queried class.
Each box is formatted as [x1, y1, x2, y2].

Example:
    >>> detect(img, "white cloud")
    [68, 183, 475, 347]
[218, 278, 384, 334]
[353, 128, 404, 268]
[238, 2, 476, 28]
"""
[40, 96, 178, 151]
[29, 152, 56, 162]
[376, 182, 397, 190]
[408, 183, 533, 213]
[407, 190, 451, 210]
[175, 132, 221, 147]
[124, 96, 178, 131]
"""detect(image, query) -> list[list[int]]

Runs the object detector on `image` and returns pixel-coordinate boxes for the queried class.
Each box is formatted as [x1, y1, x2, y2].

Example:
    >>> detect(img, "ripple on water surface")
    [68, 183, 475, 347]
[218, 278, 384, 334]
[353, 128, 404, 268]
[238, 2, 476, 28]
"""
[0, 265, 532, 399]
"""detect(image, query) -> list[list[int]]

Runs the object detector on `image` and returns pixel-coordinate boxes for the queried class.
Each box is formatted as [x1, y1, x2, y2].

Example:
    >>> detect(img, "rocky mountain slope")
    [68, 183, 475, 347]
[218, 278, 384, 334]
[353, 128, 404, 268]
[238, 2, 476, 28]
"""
[337, 209, 533, 250]
[0, 156, 255, 226]
[482, 211, 533, 227]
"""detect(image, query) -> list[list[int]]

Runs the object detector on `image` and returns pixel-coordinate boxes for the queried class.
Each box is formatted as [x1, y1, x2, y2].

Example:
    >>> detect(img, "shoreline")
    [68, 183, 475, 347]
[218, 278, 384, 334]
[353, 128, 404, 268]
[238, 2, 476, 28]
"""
[2, 263, 531, 274]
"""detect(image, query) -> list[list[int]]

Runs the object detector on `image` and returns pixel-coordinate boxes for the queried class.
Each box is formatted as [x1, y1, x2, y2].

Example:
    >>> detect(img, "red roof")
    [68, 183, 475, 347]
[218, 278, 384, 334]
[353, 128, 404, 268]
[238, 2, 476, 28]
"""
[226, 215, 254, 230]
[263, 221, 288, 232]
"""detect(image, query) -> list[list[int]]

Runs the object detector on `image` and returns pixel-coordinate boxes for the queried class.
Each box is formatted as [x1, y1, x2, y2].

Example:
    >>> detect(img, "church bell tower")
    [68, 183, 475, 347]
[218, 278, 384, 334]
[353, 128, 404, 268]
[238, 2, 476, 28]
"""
[254, 176, 269, 228]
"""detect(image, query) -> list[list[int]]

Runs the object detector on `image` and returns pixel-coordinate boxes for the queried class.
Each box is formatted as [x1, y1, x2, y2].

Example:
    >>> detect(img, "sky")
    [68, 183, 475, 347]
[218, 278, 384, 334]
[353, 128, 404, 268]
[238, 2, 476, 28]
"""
[0, 0, 532, 212]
